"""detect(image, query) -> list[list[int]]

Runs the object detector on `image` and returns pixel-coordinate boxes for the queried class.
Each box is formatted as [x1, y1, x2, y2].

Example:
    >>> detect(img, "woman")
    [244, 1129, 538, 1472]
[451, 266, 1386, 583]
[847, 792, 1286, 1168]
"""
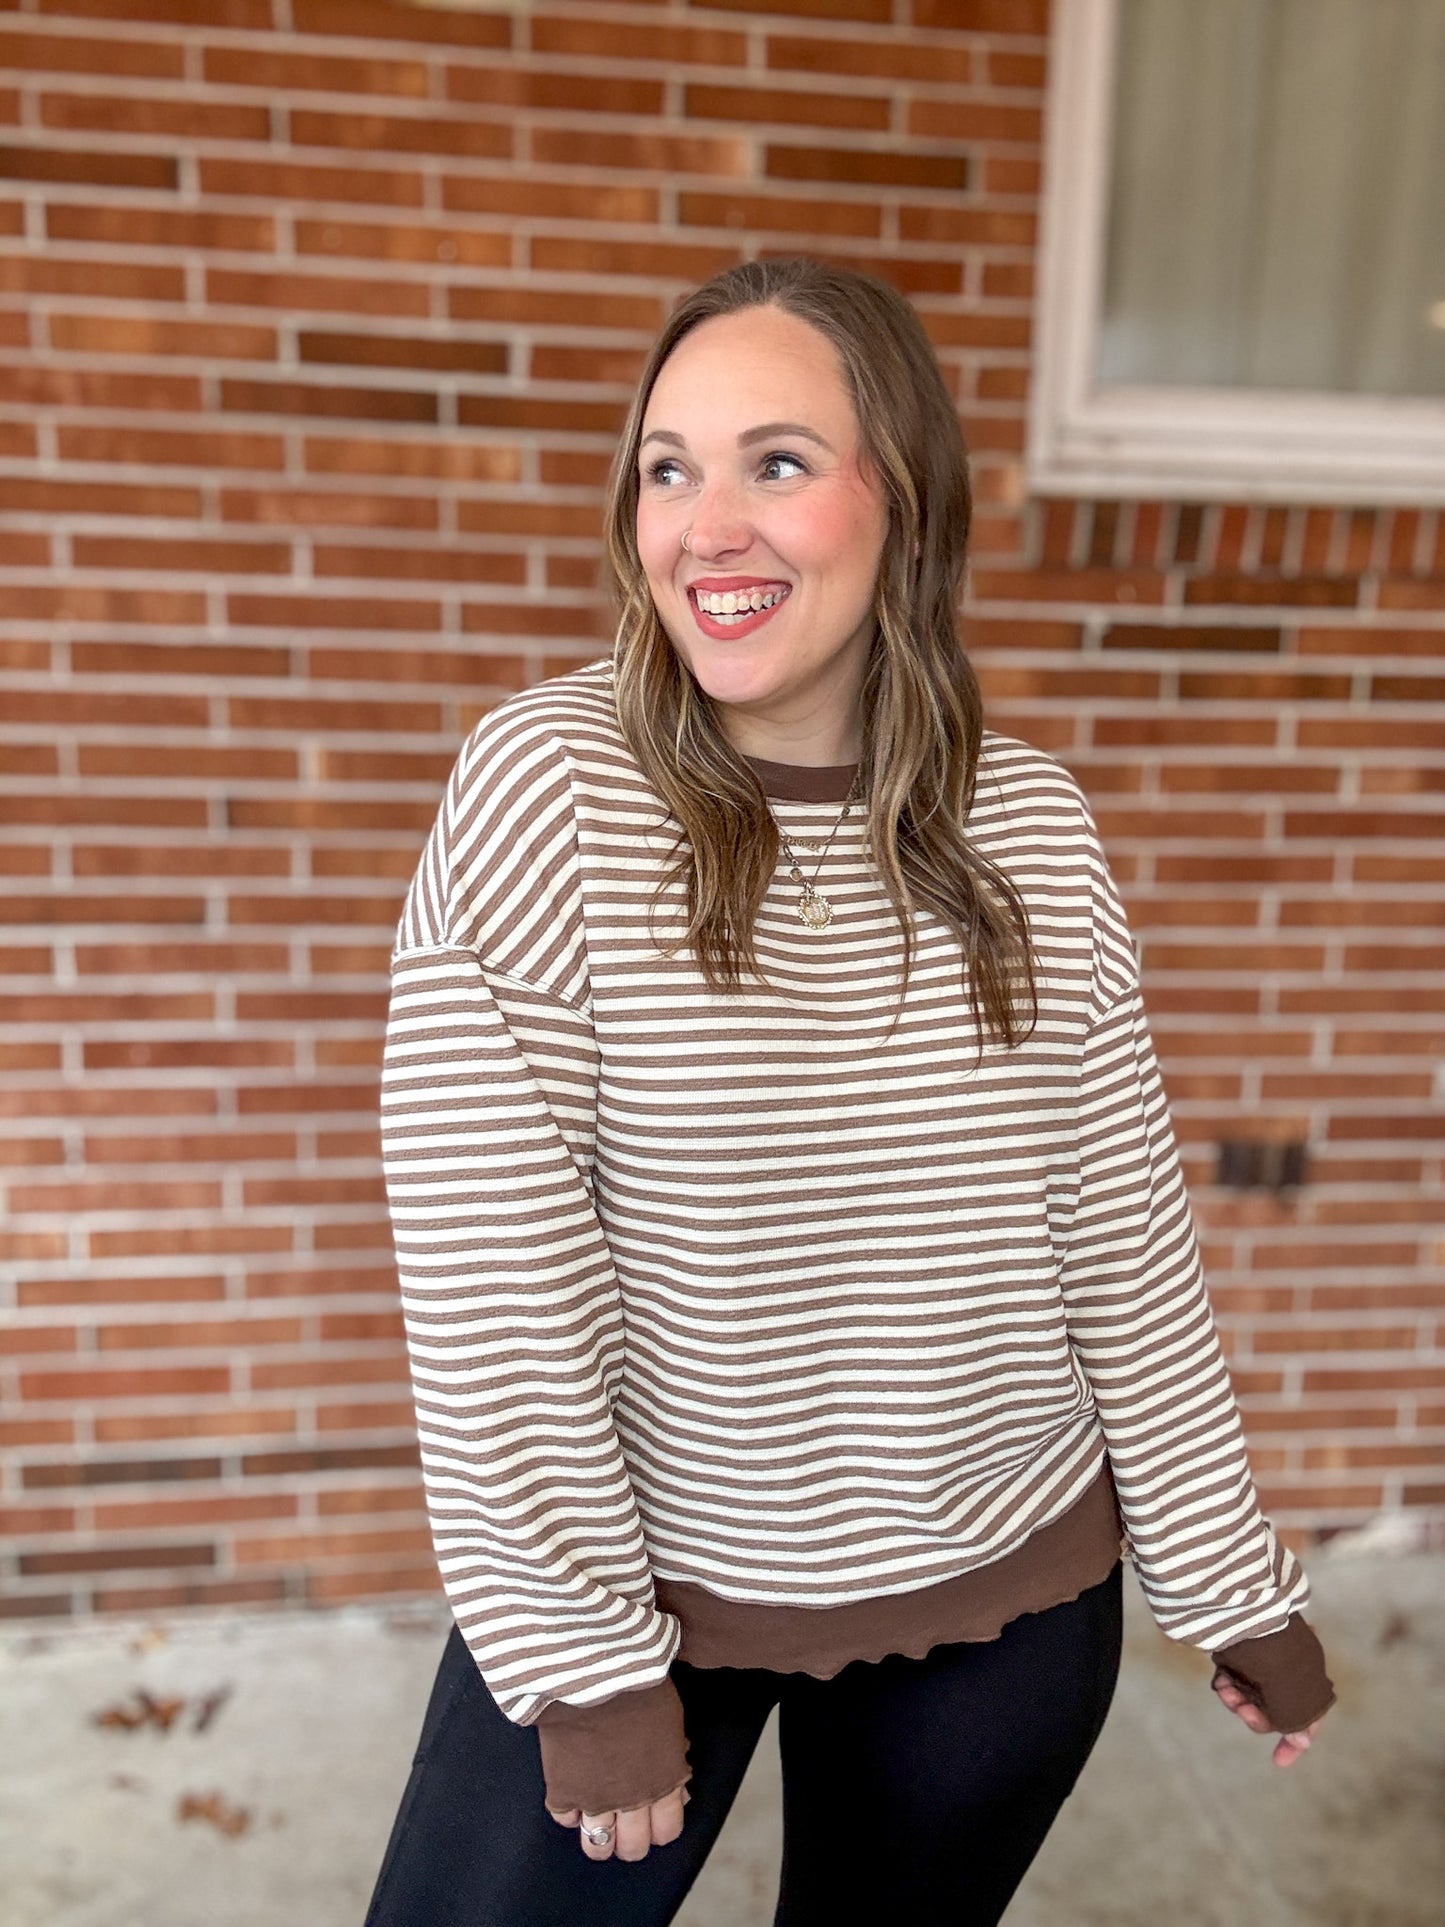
[365, 257, 1333, 1927]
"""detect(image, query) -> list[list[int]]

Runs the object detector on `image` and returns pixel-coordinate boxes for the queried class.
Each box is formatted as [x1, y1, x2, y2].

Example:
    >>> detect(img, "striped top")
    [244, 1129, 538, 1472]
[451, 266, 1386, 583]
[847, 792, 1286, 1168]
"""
[381, 656, 1322, 1808]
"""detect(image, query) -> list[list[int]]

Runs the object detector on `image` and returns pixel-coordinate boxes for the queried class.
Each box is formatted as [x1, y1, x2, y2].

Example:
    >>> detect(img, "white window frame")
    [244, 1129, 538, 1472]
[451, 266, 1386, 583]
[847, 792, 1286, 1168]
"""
[1028, 0, 1445, 505]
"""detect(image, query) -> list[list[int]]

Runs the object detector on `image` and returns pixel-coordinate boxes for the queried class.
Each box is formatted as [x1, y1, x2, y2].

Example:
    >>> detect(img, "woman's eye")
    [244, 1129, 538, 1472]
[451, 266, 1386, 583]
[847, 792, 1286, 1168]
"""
[760, 452, 808, 481]
[643, 458, 687, 487]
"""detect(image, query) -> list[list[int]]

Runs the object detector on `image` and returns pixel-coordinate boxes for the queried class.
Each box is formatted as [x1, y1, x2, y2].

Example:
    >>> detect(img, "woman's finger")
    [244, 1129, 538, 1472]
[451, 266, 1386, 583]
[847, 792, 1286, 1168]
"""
[548, 1805, 580, 1827]
[578, 1810, 618, 1861]
[613, 1803, 656, 1862]
[649, 1787, 687, 1847]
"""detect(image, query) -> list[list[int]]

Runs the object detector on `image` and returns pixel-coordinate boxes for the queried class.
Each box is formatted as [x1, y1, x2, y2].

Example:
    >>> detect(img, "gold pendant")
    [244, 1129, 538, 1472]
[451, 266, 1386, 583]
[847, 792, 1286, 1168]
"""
[797, 890, 833, 930]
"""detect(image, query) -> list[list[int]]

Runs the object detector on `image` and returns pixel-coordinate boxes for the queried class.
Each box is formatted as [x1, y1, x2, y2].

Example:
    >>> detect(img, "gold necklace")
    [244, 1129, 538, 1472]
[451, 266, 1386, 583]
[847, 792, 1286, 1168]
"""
[774, 778, 861, 931]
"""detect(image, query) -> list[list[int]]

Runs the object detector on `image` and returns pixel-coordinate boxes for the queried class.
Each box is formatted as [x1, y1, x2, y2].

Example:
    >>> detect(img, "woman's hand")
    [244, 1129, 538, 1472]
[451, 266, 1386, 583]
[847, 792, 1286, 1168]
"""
[1211, 1668, 1329, 1767]
[548, 1783, 690, 1861]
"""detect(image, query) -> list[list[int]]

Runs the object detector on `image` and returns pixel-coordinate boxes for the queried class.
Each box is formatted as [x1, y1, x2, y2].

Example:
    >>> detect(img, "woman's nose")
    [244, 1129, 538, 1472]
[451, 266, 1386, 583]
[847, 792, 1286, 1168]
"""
[684, 482, 753, 560]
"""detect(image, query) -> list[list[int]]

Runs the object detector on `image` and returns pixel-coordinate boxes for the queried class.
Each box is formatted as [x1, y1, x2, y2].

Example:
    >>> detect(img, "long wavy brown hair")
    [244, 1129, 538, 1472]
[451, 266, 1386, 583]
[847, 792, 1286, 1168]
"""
[605, 255, 1038, 1051]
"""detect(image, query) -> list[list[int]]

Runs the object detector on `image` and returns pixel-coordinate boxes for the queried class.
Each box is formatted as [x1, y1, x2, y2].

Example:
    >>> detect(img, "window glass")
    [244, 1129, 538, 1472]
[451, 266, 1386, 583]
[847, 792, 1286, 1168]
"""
[1099, 0, 1445, 397]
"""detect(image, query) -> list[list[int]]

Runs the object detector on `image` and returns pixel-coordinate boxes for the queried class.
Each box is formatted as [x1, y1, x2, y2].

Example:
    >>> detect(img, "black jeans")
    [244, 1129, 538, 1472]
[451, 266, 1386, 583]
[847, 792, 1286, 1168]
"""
[364, 1561, 1123, 1927]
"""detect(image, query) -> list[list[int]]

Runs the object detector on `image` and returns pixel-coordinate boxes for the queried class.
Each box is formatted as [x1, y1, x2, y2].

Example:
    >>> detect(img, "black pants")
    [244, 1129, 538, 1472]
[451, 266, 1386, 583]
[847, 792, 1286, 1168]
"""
[364, 1561, 1123, 1927]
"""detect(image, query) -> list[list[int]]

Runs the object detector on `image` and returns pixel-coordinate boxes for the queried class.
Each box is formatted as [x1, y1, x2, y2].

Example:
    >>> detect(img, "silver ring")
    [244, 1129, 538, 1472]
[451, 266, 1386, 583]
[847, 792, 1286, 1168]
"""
[582, 1822, 613, 1847]
[681, 529, 692, 552]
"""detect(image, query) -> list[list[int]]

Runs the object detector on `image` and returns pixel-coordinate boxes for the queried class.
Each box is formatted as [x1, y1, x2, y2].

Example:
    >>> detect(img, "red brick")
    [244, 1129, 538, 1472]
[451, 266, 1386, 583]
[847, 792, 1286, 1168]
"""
[1183, 574, 1359, 609]
[220, 377, 438, 423]
[83, 1131, 296, 1166]
[0, 365, 202, 411]
[46, 202, 273, 251]
[441, 176, 656, 226]
[20, 1544, 217, 1576]
[0, 253, 185, 302]
[303, 433, 520, 481]
[679, 189, 880, 238]
[686, 82, 888, 130]
[899, 205, 1036, 246]
[458, 483, 605, 531]
[97, 1316, 304, 1352]
[90, 1225, 296, 1260]
[913, 0, 1048, 28]
[296, 215, 512, 267]
[704, 0, 889, 17]
[448, 284, 661, 331]
[228, 592, 441, 631]
[72, 536, 291, 576]
[297, 329, 507, 374]
[446, 66, 663, 118]
[56, 425, 284, 470]
[38, 0, 272, 22]
[208, 266, 431, 319]
[766, 32, 972, 83]
[0, 894, 206, 929]
[94, 1494, 299, 1532]
[82, 1037, 290, 1071]
[0, 30, 183, 78]
[312, 543, 525, 586]
[0, 477, 201, 519]
[908, 100, 1042, 143]
[226, 693, 442, 734]
[766, 145, 971, 190]
[39, 91, 269, 143]
[93, 1578, 288, 1612]
[201, 45, 430, 96]
[290, 107, 511, 161]
[199, 157, 425, 209]
[292, 0, 511, 45]
[20, 1367, 231, 1402]
[0, 1325, 76, 1357]
[530, 127, 749, 177]
[306, 646, 525, 687]
[534, 15, 745, 65]
[3, 688, 211, 730]
[94, 1407, 296, 1444]
[48, 314, 276, 361]
[19, 1276, 226, 1309]
[78, 744, 297, 782]
[530, 234, 739, 281]
[219, 486, 439, 530]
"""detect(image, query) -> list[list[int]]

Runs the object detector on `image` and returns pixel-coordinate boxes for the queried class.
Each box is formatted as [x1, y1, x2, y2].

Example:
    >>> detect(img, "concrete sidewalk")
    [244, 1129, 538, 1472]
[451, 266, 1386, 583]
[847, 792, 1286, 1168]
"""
[1, 1549, 1440, 1927]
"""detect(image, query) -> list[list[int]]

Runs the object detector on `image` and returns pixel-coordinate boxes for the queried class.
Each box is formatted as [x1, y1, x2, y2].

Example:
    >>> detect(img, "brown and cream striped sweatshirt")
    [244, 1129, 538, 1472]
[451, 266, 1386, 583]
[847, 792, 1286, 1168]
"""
[380, 658, 1333, 1815]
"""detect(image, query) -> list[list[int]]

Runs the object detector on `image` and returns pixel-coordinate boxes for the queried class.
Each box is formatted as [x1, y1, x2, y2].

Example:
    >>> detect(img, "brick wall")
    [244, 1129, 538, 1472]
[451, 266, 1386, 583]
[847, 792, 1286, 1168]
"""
[2, 0, 1442, 1625]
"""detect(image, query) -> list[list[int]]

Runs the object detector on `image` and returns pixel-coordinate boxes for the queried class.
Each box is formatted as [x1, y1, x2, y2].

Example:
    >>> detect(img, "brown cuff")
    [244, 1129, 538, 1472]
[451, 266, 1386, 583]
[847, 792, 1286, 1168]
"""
[536, 1673, 692, 1815]
[1210, 1613, 1336, 1733]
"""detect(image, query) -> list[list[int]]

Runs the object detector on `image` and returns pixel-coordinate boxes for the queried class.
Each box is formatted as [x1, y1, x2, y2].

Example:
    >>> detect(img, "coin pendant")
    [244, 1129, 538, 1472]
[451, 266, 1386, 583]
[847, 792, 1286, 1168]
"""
[797, 891, 833, 930]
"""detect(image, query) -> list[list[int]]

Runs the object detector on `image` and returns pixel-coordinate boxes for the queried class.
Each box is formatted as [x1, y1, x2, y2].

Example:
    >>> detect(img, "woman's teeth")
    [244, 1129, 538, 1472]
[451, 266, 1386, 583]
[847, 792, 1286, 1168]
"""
[694, 587, 789, 623]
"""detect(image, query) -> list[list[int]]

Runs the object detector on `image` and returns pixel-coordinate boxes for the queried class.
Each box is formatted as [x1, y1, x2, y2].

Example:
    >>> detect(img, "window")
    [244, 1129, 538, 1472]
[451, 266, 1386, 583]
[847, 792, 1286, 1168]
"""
[1028, 0, 1445, 503]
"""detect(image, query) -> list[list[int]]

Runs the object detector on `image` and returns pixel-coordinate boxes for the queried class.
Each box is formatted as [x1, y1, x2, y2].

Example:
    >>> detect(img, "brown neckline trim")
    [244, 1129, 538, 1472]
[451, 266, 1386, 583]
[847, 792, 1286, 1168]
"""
[743, 755, 859, 803]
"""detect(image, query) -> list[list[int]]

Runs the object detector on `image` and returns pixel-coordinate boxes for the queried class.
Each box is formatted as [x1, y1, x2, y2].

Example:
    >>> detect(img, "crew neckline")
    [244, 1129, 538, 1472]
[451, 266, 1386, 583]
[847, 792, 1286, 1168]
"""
[742, 754, 859, 803]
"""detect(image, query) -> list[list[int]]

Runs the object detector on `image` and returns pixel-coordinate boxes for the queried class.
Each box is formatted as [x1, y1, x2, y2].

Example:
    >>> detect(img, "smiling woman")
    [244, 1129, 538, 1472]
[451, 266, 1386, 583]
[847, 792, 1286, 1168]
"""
[365, 257, 1334, 1927]
[634, 312, 888, 751]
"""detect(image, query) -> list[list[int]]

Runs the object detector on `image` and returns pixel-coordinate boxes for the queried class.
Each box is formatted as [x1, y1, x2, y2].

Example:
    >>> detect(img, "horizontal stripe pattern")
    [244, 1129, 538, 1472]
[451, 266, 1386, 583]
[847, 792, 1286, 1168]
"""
[381, 658, 1309, 1725]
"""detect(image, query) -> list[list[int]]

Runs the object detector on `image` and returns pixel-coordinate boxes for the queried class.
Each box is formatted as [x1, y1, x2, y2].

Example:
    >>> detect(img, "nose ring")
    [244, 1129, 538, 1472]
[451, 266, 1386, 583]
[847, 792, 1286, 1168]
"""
[681, 529, 692, 552]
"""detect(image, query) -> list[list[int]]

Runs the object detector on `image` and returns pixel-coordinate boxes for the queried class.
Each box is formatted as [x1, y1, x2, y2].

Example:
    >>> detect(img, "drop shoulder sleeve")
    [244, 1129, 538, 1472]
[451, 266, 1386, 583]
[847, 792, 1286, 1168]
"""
[1054, 785, 1334, 1732]
[381, 713, 691, 1813]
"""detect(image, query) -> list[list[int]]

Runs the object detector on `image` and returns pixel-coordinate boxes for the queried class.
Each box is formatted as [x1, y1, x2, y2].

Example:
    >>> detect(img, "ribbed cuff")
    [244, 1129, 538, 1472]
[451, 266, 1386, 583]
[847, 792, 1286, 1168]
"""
[536, 1673, 692, 1815]
[1210, 1612, 1336, 1732]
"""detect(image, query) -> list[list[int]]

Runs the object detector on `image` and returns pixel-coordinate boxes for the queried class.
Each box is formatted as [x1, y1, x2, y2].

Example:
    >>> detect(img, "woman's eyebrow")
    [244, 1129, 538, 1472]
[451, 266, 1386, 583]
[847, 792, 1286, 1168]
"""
[639, 421, 836, 453]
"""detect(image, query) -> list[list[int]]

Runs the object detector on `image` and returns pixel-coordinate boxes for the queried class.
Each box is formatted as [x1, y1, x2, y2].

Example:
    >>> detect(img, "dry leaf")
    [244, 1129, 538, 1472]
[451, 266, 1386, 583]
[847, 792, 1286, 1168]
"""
[1378, 1610, 1412, 1650]
[177, 1790, 252, 1838]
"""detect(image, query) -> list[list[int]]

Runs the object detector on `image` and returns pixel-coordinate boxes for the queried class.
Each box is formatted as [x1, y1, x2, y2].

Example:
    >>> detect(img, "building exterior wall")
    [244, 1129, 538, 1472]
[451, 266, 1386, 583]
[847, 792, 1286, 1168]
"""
[1, 0, 1441, 1624]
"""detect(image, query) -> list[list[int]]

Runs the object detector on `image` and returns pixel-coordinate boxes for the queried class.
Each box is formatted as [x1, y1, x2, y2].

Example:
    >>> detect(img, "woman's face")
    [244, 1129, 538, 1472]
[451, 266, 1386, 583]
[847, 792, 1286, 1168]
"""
[635, 305, 890, 760]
